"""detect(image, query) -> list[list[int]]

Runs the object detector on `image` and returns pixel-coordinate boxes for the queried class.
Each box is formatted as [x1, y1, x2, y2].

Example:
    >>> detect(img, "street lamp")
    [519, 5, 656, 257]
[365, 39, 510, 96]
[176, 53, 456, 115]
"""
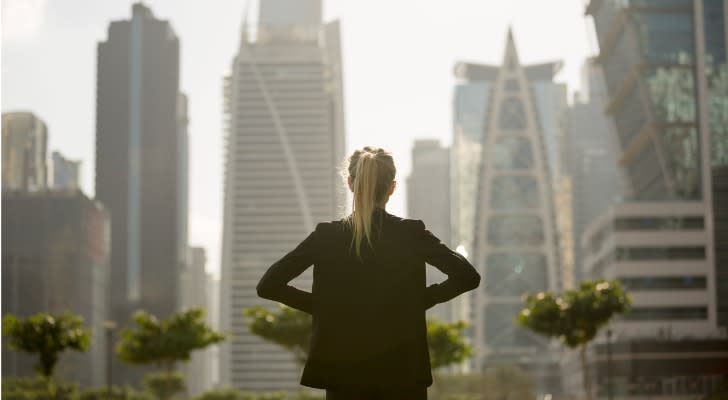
[103, 321, 117, 399]
[606, 328, 613, 400]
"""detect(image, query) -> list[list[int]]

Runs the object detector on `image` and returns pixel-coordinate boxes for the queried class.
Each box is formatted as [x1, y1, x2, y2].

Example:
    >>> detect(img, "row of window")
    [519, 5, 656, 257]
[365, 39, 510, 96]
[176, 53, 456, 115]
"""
[618, 275, 706, 290]
[622, 306, 707, 320]
[588, 215, 704, 253]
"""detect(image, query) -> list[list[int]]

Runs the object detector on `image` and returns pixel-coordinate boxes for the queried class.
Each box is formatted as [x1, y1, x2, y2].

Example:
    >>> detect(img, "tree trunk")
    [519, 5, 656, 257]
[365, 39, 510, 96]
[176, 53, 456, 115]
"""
[580, 344, 593, 400]
[166, 363, 174, 400]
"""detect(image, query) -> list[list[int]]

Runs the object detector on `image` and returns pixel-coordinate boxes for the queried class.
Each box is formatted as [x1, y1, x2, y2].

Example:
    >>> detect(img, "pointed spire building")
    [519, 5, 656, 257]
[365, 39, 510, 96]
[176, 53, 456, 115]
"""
[458, 30, 566, 392]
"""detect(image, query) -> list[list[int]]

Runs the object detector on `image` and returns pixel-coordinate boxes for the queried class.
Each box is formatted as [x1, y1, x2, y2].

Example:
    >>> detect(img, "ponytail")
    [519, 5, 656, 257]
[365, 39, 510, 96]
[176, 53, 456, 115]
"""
[346, 147, 396, 259]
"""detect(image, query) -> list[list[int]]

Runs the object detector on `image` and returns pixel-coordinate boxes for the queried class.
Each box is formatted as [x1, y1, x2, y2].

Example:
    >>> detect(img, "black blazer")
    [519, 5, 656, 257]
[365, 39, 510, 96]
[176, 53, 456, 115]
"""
[256, 208, 480, 390]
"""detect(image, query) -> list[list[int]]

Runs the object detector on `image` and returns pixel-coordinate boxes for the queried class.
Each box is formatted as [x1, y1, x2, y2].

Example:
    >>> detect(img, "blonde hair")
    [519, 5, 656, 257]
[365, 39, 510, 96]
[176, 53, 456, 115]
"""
[346, 147, 396, 259]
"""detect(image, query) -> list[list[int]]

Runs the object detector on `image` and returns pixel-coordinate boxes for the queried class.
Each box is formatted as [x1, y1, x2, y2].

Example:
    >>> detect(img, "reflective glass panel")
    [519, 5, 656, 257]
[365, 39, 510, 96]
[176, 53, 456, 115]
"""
[485, 304, 543, 347]
[490, 176, 540, 209]
[493, 136, 533, 169]
[484, 253, 548, 296]
[488, 215, 544, 246]
[498, 98, 526, 130]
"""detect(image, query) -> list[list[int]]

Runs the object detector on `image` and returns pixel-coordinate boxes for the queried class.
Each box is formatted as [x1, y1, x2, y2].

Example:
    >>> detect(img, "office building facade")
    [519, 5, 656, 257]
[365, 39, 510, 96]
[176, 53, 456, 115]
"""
[2, 112, 48, 191]
[180, 247, 215, 396]
[566, 60, 625, 283]
[220, 0, 346, 390]
[568, 1, 728, 398]
[52, 151, 82, 190]
[95, 2, 188, 385]
[407, 139, 452, 321]
[2, 190, 110, 387]
[586, 0, 726, 330]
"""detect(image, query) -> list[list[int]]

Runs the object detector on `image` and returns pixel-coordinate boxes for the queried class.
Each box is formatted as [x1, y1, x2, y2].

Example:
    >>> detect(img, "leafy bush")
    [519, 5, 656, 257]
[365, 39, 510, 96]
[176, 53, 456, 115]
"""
[1, 376, 78, 400]
[143, 371, 186, 400]
[79, 385, 153, 400]
[192, 387, 241, 400]
[193, 388, 324, 400]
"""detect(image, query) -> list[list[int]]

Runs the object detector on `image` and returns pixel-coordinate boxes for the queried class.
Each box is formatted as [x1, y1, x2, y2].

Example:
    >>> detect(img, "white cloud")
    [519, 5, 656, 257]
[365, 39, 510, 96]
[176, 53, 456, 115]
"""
[2, 0, 47, 42]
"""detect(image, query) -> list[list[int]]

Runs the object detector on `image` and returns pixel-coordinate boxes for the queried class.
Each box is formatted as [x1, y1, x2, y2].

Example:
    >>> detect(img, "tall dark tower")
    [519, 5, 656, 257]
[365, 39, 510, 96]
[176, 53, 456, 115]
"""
[95, 2, 188, 385]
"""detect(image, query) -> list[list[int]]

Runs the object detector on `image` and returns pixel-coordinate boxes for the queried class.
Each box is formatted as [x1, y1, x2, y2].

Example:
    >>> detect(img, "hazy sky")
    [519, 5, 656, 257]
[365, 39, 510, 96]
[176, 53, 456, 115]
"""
[2, 0, 597, 278]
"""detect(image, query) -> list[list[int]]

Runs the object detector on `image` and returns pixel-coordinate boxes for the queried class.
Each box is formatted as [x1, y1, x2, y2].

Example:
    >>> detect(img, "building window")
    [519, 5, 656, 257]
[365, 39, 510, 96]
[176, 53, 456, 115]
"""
[487, 215, 544, 246]
[634, 10, 695, 65]
[484, 253, 548, 296]
[498, 98, 527, 130]
[490, 175, 540, 209]
[622, 306, 707, 321]
[619, 276, 706, 290]
[484, 304, 543, 348]
[493, 136, 533, 169]
[614, 246, 705, 261]
[613, 216, 704, 231]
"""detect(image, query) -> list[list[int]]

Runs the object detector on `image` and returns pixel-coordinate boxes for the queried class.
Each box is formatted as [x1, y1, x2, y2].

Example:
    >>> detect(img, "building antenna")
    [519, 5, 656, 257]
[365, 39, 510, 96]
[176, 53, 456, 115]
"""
[240, 0, 251, 45]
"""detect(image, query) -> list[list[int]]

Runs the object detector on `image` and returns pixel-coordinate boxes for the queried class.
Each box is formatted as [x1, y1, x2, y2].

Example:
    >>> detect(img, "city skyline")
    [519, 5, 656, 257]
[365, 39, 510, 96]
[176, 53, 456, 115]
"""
[1, 0, 595, 278]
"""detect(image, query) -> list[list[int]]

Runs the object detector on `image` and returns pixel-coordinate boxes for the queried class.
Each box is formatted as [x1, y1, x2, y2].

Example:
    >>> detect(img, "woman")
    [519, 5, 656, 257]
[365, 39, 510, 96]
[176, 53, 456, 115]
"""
[257, 146, 480, 400]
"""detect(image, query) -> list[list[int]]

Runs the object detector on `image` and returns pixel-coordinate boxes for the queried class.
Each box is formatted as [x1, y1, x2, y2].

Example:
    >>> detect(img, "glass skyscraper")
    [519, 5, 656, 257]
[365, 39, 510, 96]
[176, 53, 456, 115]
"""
[453, 31, 565, 393]
[220, 0, 346, 390]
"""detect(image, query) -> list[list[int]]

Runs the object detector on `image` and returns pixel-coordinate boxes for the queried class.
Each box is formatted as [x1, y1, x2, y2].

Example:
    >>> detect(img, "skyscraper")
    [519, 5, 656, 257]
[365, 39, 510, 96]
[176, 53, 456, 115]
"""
[2, 111, 48, 191]
[2, 190, 110, 387]
[451, 61, 500, 372]
[95, 2, 187, 385]
[220, 0, 345, 390]
[567, 1, 728, 397]
[52, 151, 81, 190]
[566, 60, 624, 284]
[180, 247, 215, 396]
[407, 139, 451, 321]
[584, 0, 725, 335]
[471, 31, 562, 393]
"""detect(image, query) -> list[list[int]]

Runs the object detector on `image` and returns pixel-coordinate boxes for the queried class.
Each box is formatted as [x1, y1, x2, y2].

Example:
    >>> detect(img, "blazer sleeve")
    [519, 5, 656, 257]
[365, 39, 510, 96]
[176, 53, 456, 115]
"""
[256, 224, 320, 314]
[411, 220, 481, 309]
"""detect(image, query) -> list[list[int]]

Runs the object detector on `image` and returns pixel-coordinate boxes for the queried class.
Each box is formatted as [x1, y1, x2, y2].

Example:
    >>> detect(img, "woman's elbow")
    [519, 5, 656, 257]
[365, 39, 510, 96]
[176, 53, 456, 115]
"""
[466, 271, 481, 290]
[256, 281, 274, 299]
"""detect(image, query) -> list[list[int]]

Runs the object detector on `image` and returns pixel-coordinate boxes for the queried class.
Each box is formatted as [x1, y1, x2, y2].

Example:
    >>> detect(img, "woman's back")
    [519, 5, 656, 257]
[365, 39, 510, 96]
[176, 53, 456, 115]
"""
[257, 208, 480, 390]
[256, 146, 480, 398]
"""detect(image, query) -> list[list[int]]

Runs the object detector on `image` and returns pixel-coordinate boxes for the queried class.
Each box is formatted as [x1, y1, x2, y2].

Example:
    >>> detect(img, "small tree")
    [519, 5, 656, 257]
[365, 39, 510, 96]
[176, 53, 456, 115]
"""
[426, 318, 473, 370]
[2, 312, 91, 379]
[517, 279, 631, 400]
[245, 305, 311, 365]
[245, 305, 474, 370]
[116, 308, 225, 400]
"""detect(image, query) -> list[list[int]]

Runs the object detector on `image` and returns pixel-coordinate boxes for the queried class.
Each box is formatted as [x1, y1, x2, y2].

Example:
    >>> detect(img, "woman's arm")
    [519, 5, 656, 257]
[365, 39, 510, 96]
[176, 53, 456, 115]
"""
[411, 220, 481, 309]
[256, 226, 319, 314]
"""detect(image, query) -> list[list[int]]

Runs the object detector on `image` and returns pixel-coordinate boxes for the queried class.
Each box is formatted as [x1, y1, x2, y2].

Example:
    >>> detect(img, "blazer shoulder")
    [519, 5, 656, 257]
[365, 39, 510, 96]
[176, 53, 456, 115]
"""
[398, 217, 426, 231]
[314, 219, 347, 235]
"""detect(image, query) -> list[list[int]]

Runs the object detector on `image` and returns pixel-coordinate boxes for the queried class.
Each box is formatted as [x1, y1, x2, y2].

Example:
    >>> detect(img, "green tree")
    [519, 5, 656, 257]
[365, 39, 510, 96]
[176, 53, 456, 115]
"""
[427, 318, 473, 369]
[116, 308, 226, 400]
[245, 305, 474, 370]
[245, 305, 311, 364]
[2, 312, 91, 379]
[517, 279, 631, 400]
